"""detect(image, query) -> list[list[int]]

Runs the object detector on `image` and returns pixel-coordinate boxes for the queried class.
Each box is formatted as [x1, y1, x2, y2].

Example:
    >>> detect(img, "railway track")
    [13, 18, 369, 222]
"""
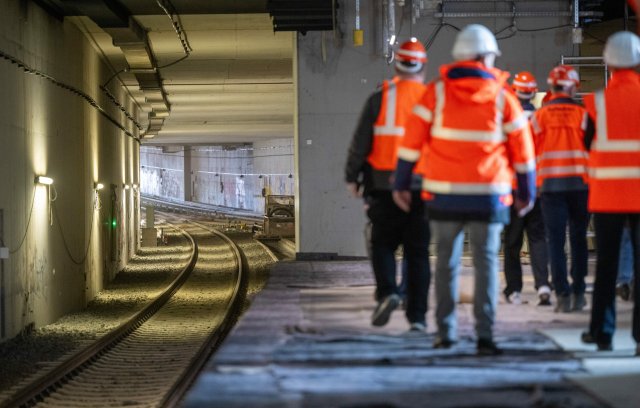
[1, 220, 256, 408]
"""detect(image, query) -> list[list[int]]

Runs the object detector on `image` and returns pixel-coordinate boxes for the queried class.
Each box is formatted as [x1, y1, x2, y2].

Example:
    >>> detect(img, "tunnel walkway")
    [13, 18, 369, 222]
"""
[182, 259, 638, 408]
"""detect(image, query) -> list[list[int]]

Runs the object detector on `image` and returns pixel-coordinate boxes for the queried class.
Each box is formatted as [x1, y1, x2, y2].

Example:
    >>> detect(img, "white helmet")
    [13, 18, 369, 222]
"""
[603, 31, 640, 68]
[451, 24, 501, 61]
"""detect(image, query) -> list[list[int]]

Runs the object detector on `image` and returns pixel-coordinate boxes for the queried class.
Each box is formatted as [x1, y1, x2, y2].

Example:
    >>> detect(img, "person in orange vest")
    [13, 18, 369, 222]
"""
[393, 25, 536, 355]
[581, 31, 640, 353]
[502, 72, 552, 306]
[531, 65, 593, 314]
[345, 39, 430, 332]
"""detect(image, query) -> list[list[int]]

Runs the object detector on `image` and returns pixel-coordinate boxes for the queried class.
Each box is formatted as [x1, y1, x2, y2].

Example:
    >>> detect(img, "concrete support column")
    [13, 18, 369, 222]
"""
[184, 146, 192, 202]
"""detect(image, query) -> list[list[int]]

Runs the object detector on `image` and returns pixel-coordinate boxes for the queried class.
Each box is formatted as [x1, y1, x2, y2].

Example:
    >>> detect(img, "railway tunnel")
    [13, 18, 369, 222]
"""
[0, 0, 639, 407]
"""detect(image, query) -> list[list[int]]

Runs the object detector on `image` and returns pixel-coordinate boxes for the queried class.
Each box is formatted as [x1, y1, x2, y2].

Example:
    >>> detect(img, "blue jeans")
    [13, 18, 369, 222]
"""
[617, 226, 633, 284]
[432, 220, 504, 341]
[540, 191, 590, 297]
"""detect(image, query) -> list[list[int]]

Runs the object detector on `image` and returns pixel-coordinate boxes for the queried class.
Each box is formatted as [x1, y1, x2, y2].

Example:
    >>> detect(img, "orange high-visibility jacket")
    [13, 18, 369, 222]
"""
[530, 94, 591, 192]
[368, 78, 426, 171]
[396, 61, 536, 220]
[584, 70, 640, 213]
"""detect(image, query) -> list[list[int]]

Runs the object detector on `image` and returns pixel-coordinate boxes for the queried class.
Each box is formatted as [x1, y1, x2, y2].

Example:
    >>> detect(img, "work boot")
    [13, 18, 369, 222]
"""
[554, 294, 571, 313]
[537, 285, 552, 306]
[477, 338, 503, 356]
[371, 294, 400, 327]
[581, 331, 612, 351]
[433, 336, 457, 349]
[616, 283, 631, 301]
[571, 292, 587, 311]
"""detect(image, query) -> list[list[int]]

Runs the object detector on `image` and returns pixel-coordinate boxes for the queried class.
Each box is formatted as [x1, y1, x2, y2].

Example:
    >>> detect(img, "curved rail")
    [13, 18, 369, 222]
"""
[1, 225, 198, 408]
[160, 220, 249, 407]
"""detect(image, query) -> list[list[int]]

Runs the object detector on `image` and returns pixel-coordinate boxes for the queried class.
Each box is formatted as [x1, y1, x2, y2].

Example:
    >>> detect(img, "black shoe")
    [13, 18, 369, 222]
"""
[581, 331, 596, 344]
[617, 283, 631, 301]
[433, 337, 456, 349]
[477, 338, 503, 356]
[371, 294, 400, 327]
[581, 331, 612, 351]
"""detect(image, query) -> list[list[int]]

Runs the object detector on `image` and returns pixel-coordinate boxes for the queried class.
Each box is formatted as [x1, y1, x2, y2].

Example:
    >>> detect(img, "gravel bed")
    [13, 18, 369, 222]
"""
[0, 231, 191, 397]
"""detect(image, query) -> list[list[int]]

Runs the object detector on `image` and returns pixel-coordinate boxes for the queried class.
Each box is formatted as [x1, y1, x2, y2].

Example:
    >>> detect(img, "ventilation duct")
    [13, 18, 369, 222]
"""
[267, 0, 337, 34]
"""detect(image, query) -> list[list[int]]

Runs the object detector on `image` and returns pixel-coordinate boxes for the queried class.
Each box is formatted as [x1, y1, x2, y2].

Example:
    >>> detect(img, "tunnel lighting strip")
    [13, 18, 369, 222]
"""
[0, 49, 141, 143]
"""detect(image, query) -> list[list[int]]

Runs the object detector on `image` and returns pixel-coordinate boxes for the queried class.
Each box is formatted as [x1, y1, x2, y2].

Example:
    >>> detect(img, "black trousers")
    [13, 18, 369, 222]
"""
[503, 199, 550, 296]
[589, 213, 640, 344]
[366, 191, 431, 325]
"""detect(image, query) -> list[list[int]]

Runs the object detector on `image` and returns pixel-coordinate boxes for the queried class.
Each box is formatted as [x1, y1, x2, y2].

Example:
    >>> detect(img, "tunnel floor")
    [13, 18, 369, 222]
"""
[182, 258, 638, 408]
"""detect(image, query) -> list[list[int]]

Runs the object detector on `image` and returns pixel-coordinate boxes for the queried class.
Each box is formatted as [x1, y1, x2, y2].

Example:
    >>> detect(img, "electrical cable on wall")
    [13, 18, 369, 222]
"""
[156, 0, 193, 69]
[0, 49, 142, 143]
[8, 188, 36, 255]
[52, 192, 98, 266]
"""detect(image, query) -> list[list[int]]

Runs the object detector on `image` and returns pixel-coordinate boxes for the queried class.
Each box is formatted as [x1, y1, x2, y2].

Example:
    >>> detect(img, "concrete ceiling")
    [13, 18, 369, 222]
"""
[71, 10, 294, 145]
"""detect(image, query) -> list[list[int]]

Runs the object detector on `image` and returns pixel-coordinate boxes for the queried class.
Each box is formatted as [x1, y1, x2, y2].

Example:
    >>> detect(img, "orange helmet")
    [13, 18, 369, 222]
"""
[512, 71, 538, 99]
[547, 65, 580, 88]
[395, 38, 427, 73]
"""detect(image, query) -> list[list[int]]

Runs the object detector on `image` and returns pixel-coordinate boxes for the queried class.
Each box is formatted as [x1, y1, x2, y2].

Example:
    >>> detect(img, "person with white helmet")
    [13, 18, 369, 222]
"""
[530, 65, 593, 314]
[581, 31, 640, 354]
[503, 72, 553, 307]
[345, 39, 431, 332]
[393, 24, 536, 355]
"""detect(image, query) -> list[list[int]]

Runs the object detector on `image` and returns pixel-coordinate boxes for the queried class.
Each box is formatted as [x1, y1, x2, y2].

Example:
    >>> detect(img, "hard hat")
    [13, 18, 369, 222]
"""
[395, 38, 427, 73]
[603, 31, 640, 68]
[451, 24, 501, 61]
[512, 71, 538, 98]
[547, 65, 580, 88]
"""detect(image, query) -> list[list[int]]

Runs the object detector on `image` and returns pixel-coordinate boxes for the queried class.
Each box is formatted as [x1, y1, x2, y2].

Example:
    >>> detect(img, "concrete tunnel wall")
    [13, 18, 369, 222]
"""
[296, 0, 578, 257]
[0, 0, 140, 341]
[140, 138, 294, 214]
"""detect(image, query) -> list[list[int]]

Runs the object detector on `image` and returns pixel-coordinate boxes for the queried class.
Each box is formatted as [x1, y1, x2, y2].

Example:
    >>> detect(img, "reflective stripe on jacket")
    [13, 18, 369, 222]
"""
[396, 61, 536, 221]
[367, 78, 426, 176]
[584, 70, 640, 213]
[530, 94, 591, 192]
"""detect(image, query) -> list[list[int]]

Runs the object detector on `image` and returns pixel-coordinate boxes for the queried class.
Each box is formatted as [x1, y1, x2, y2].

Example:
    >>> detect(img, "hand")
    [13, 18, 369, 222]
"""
[392, 190, 411, 213]
[346, 182, 362, 198]
[514, 198, 534, 217]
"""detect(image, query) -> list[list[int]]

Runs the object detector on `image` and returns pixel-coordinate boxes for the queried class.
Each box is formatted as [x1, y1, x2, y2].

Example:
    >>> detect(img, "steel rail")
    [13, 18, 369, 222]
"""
[160, 220, 249, 407]
[1, 224, 198, 408]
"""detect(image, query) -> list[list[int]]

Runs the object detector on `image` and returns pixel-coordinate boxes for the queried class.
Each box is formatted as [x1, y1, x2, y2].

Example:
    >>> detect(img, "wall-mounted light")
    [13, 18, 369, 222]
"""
[132, 184, 138, 190]
[124, 184, 130, 190]
[35, 176, 54, 185]
[94, 182, 104, 191]
[258, 175, 263, 179]
[288, 174, 293, 178]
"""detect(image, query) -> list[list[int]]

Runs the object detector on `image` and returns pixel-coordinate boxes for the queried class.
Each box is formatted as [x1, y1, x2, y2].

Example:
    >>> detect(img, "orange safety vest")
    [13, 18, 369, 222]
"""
[531, 94, 590, 192]
[584, 70, 640, 213]
[367, 77, 426, 171]
[397, 62, 535, 213]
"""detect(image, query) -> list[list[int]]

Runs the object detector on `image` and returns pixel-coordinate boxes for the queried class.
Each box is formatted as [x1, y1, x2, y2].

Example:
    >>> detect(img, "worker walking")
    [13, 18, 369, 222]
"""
[393, 25, 536, 355]
[345, 39, 431, 331]
[531, 65, 593, 313]
[503, 72, 552, 306]
[581, 31, 640, 353]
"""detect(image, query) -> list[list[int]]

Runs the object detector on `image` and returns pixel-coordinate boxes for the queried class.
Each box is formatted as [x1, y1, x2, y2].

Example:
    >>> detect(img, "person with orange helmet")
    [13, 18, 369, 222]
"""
[345, 38, 430, 332]
[581, 31, 640, 353]
[393, 25, 536, 355]
[502, 72, 552, 307]
[531, 65, 594, 313]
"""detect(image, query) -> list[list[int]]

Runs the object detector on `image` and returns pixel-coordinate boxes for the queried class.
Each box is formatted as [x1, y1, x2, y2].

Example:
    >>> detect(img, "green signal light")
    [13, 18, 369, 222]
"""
[111, 219, 117, 228]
